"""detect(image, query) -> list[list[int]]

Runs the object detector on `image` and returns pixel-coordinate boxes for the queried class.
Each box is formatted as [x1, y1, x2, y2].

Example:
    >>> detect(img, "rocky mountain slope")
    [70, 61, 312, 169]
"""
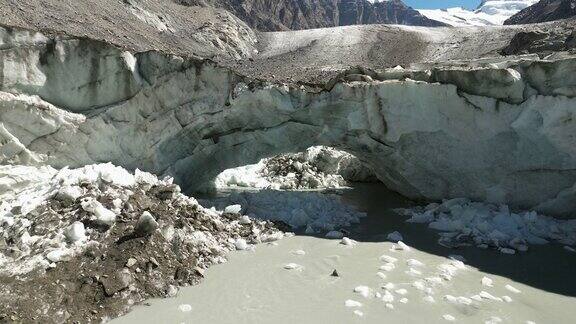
[505, 0, 576, 24]
[419, 0, 538, 26]
[175, 0, 445, 31]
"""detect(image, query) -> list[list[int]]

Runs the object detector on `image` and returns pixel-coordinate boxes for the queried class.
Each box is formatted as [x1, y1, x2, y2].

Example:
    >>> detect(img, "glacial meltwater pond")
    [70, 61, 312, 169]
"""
[114, 184, 576, 324]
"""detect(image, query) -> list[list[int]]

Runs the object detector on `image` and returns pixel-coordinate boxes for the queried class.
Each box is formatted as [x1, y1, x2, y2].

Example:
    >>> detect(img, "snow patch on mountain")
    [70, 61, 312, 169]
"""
[419, 0, 538, 26]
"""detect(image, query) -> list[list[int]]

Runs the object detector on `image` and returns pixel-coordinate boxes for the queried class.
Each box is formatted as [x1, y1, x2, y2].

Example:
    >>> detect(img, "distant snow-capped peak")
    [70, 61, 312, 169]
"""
[418, 0, 539, 27]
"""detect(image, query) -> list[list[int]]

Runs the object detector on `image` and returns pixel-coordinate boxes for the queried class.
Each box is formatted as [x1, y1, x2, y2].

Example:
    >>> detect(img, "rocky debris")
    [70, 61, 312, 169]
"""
[0, 164, 282, 323]
[501, 30, 576, 55]
[504, 0, 576, 25]
[0, 0, 257, 60]
[261, 146, 377, 190]
[215, 146, 376, 191]
[175, 0, 445, 32]
[331, 269, 340, 277]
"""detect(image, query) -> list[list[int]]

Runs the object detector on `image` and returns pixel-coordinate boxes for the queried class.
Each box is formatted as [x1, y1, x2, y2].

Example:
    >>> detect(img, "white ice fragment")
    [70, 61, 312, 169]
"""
[376, 272, 387, 279]
[443, 314, 456, 321]
[395, 288, 408, 295]
[81, 197, 116, 225]
[380, 263, 395, 272]
[382, 282, 395, 290]
[224, 204, 242, 214]
[385, 303, 394, 309]
[505, 284, 521, 294]
[325, 230, 344, 239]
[178, 304, 192, 312]
[406, 259, 424, 267]
[481, 277, 493, 287]
[502, 295, 513, 302]
[397, 241, 411, 251]
[291, 250, 306, 255]
[486, 316, 503, 324]
[341, 237, 356, 246]
[379, 255, 398, 263]
[238, 215, 252, 225]
[470, 295, 483, 302]
[55, 185, 83, 202]
[387, 231, 403, 242]
[423, 295, 435, 303]
[499, 247, 516, 255]
[284, 263, 302, 270]
[479, 291, 502, 301]
[354, 286, 372, 298]
[64, 221, 87, 243]
[345, 299, 362, 307]
[135, 211, 159, 235]
[46, 249, 70, 263]
[399, 297, 408, 304]
[234, 238, 249, 251]
[406, 268, 422, 276]
[353, 310, 363, 317]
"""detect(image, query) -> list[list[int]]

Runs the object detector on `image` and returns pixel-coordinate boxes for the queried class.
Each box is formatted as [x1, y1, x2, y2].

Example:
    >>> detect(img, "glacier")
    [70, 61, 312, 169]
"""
[1, 25, 576, 218]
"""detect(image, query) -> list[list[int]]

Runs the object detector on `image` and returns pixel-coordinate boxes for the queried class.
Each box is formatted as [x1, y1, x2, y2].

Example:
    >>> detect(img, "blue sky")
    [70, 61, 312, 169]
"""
[403, 0, 481, 10]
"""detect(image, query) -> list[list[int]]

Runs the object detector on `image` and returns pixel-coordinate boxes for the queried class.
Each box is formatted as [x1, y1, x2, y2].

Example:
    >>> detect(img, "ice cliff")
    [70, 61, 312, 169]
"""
[1, 25, 576, 217]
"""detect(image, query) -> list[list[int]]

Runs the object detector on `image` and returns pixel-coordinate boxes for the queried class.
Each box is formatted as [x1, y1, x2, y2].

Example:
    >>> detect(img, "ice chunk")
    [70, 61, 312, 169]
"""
[395, 288, 408, 295]
[479, 291, 502, 301]
[291, 250, 306, 255]
[224, 204, 242, 214]
[284, 263, 302, 270]
[353, 310, 363, 317]
[406, 259, 424, 267]
[344, 299, 362, 307]
[382, 290, 395, 303]
[380, 263, 395, 272]
[178, 304, 192, 312]
[505, 284, 521, 294]
[353, 286, 372, 298]
[238, 215, 252, 225]
[443, 314, 456, 321]
[80, 197, 116, 226]
[46, 249, 71, 263]
[341, 237, 356, 246]
[55, 185, 83, 203]
[499, 247, 516, 255]
[64, 222, 87, 243]
[234, 238, 249, 251]
[380, 255, 398, 263]
[423, 295, 435, 303]
[376, 272, 387, 279]
[502, 295, 513, 302]
[399, 297, 409, 303]
[481, 277, 493, 287]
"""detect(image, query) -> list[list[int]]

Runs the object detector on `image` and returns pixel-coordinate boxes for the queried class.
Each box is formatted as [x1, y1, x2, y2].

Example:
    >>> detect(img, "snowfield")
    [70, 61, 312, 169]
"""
[418, 0, 538, 26]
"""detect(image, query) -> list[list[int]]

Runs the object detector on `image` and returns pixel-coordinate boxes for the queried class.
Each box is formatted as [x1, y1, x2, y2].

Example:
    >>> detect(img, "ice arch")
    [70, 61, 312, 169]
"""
[1, 27, 576, 217]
